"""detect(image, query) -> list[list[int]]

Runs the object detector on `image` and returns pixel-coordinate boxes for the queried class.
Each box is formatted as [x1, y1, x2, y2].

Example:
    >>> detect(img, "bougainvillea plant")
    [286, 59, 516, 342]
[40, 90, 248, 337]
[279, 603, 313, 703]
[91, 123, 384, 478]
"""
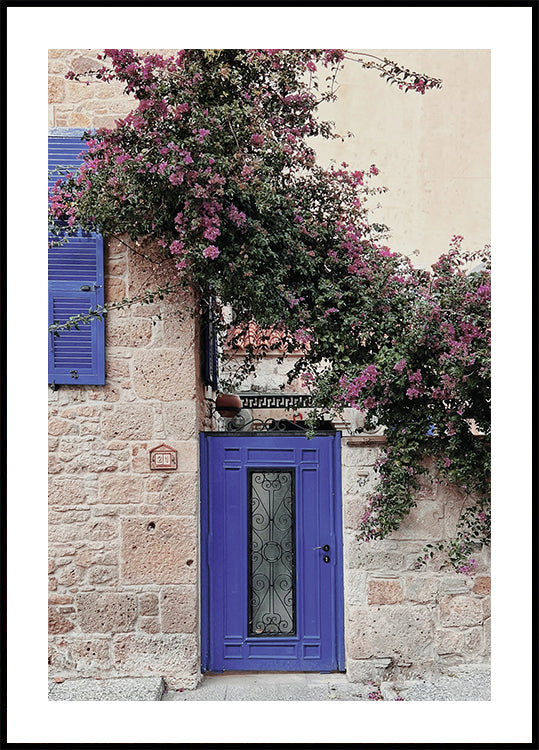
[49, 49, 489, 572]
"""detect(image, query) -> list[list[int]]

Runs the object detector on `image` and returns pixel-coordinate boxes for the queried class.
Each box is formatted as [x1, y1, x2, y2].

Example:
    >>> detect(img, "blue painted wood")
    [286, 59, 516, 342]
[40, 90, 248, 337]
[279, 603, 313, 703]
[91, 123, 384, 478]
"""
[200, 433, 345, 672]
[48, 133, 105, 385]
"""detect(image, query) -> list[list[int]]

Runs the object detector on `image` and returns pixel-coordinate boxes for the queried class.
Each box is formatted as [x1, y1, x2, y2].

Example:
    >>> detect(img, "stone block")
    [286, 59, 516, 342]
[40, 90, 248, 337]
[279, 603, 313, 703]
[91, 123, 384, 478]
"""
[404, 575, 439, 603]
[131, 443, 150, 473]
[133, 349, 196, 401]
[49, 508, 91, 524]
[49, 608, 74, 634]
[106, 358, 130, 379]
[106, 256, 127, 276]
[139, 617, 160, 634]
[161, 401, 198, 440]
[73, 546, 108, 569]
[120, 517, 197, 584]
[69, 639, 112, 673]
[102, 405, 154, 441]
[87, 565, 118, 585]
[112, 633, 198, 678]
[139, 593, 158, 616]
[473, 576, 491, 595]
[435, 627, 482, 657]
[342, 446, 382, 467]
[162, 314, 195, 347]
[346, 658, 393, 684]
[347, 537, 404, 571]
[156, 474, 198, 515]
[76, 592, 138, 633]
[98, 474, 143, 504]
[347, 604, 434, 661]
[344, 569, 367, 607]
[49, 478, 87, 506]
[389, 499, 444, 541]
[85, 518, 118, 542]
[440, 576, 470, 595]
[146, 475, 167, 492]
[104, 277, 126, 304]
[57, 566, 84, 587]
[49, 595, 74, 605]
[341, 466, 371, 497]
[367, 578, 403, 605]
[160, 586, 197, 633]
[49, 418, 78, 436]
[439, 595, 484, 627]
[106, 318, 152, 347]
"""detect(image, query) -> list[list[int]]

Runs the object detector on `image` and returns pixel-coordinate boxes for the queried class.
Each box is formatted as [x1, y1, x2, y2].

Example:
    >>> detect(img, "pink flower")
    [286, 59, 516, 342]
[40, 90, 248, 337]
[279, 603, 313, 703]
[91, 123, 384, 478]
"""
[250, 133, 265, 147]
[169, 240, 185, 254]
[394, 358, 407, 373]
[203, 245, 220, 259]
[203, 226, 220, 241]
[369, 164, 379, 176]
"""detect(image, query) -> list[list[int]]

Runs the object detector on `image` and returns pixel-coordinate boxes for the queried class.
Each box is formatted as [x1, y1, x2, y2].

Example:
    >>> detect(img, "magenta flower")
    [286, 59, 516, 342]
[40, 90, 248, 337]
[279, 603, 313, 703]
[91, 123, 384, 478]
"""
[250, 133, 265, 146]
[203, 245, 220, 259]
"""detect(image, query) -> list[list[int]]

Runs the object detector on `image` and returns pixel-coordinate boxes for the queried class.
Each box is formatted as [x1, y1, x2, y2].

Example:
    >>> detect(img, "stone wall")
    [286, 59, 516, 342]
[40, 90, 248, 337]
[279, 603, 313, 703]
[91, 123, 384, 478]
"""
[341, 436, 490, 683]
[48, 240, 206, 688]
[49, 50, 206, 687]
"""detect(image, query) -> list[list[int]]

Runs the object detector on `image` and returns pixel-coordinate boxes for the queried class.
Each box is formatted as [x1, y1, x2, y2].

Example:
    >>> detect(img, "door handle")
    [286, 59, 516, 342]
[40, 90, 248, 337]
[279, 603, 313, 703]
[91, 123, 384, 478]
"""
[313, 545, 330, 552]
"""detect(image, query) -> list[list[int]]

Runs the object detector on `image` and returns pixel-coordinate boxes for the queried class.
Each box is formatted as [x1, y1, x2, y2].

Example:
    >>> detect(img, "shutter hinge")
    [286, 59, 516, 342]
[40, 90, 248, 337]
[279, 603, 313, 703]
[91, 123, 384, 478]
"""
[49, 381, 58, 391]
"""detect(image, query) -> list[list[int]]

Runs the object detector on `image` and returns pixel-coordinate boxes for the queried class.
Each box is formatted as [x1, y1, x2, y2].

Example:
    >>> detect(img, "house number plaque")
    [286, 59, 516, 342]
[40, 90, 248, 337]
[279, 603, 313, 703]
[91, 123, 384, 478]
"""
[149, 444, 177, 470]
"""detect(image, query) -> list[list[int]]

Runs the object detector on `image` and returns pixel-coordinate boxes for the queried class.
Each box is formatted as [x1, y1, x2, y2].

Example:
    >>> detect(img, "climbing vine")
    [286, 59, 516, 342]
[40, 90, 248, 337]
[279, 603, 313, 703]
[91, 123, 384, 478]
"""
[49, 49, 489, 571]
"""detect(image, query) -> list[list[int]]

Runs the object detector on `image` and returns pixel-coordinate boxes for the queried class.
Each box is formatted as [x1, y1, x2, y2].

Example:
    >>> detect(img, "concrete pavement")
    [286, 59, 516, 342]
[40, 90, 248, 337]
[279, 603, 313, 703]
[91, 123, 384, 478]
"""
[49, 667, 490, 701]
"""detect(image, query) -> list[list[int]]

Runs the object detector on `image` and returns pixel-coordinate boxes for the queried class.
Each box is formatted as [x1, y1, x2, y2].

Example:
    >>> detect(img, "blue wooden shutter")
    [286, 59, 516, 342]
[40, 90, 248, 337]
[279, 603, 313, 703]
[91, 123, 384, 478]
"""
[48, 131, 105, 385]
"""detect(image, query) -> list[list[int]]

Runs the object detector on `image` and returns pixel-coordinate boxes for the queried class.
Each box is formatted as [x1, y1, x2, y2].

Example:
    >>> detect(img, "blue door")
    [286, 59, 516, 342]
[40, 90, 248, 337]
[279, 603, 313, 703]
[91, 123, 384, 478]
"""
[200, 433, 345, 672]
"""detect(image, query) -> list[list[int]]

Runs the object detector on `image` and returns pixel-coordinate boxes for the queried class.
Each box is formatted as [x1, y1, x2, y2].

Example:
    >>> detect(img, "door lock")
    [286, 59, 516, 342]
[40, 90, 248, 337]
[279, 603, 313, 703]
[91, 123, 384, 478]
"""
[313, 545, 330, 552]
[323, 555, 331, 563]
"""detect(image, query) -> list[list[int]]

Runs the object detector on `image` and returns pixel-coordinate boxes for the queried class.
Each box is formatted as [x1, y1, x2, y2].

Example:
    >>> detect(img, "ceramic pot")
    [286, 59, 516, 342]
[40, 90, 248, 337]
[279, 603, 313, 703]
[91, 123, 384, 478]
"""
[215, 393, 242, 418]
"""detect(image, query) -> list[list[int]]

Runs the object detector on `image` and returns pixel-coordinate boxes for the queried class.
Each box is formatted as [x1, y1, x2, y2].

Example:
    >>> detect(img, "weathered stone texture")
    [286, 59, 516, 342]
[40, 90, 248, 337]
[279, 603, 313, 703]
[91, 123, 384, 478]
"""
[112, 633, 198, 678]
[347, 604, 434, 662]
[49, 608, 75, 635]
[69, 639, 112, 672]
[155, 473, 198, 515]
[473, 576, 491, 596]
[101, 405, 154, 440]
[76, 592, 138, 633]
[161, 401, 198, 439]
[439, 595, 485, 627]
[120, 517, 197, 584]
[139, 593, 158, 617]
[133, 349, 196, 400]
[106, 318, 152, 347]
[367, 578, 403, 606]
[435, 627, 482, 657]
[160, 586, 197, 633]
[98, 474, 143, 504]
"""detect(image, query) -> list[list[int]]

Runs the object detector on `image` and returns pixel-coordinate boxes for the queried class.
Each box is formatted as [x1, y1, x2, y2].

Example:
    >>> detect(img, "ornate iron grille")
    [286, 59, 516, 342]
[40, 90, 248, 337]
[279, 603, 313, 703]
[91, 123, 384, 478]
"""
[248, 470, 296, 637]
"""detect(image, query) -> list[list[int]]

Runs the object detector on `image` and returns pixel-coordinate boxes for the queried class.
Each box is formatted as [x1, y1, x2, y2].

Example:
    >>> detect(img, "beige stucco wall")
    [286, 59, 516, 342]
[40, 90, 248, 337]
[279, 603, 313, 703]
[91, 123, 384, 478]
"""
[314, 50, 491, 267]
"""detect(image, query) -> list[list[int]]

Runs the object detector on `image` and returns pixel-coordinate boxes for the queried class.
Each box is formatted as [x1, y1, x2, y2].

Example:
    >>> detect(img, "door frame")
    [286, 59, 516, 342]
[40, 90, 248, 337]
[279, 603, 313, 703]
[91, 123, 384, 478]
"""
[199, 431, 345, 673]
